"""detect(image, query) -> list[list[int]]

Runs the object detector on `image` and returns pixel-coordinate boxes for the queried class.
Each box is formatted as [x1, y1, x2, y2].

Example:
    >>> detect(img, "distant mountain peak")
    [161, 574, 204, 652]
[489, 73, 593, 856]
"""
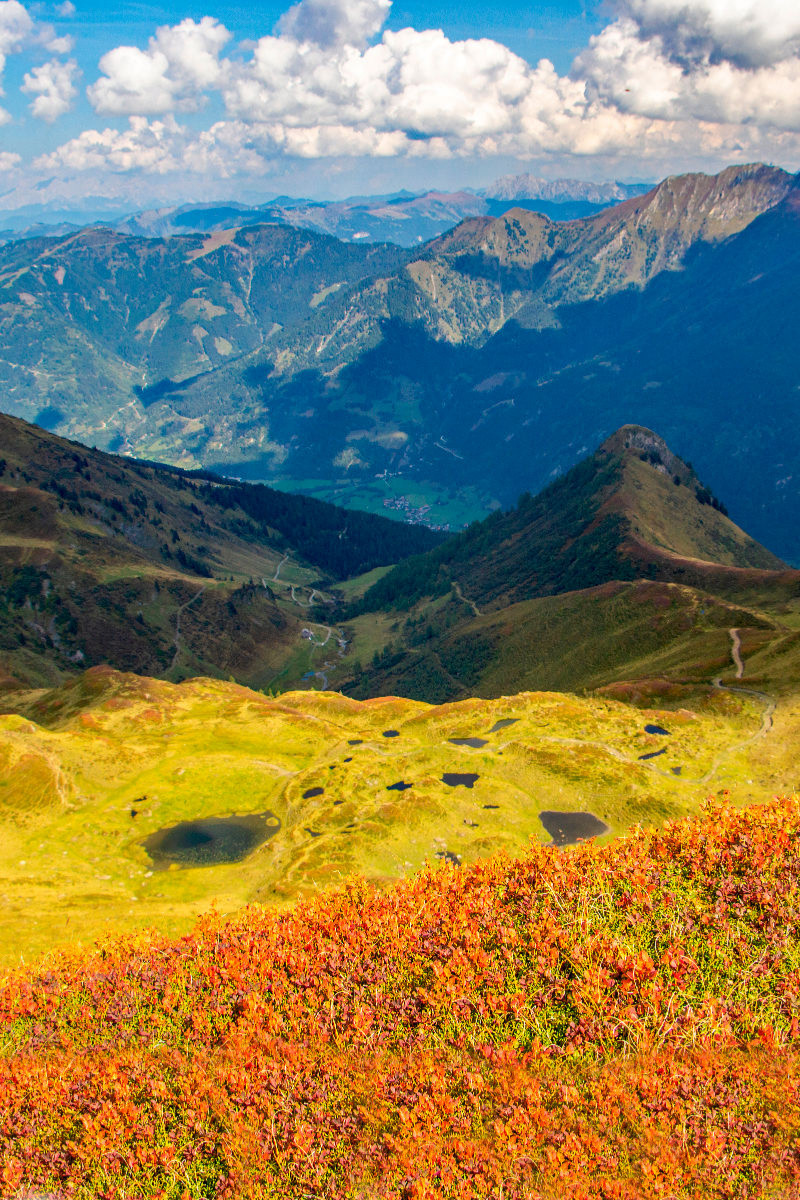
[483, 174, 649, 204]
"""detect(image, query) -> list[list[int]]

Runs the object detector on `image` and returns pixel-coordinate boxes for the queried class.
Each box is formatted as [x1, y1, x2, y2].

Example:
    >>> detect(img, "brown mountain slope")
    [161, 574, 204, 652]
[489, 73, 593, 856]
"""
[398, 163, 796, 343]
[0, 413, 440, 691]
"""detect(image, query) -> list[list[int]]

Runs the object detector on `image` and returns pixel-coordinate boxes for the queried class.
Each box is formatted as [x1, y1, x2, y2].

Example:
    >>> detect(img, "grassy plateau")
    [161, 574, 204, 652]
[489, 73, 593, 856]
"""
[0, 657, 788, 969]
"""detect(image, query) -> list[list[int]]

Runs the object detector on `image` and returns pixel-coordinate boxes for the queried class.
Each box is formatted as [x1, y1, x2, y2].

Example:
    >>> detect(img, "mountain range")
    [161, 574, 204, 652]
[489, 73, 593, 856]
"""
[2, 412, 799, 713]
[0, 162, 798, 561]
[3, 150, 800, 1200]
[0, 174, 650, 248]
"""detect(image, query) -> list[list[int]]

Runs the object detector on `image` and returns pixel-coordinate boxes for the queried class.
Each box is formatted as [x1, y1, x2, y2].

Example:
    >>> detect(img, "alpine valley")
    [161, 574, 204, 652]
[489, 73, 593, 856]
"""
[1, 163, 799, 556]
[3, 160, 800, 1200]
[2, 408, 800, 968]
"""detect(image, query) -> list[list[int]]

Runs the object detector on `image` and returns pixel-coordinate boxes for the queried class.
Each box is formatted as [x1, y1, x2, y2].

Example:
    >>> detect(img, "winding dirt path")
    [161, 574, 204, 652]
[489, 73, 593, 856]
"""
[452, 580, 481, 618]
[729, 627, 745, 680]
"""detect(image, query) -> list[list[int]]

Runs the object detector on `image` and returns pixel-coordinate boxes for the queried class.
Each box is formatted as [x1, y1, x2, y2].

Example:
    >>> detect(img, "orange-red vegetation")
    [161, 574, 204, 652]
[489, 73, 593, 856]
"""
[2, 797, 799, 1199]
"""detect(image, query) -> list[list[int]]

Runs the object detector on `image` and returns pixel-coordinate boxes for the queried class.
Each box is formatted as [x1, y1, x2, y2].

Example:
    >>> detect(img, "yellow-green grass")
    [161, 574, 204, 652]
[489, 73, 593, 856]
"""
[0, 665, 784, 971]
[335, 564, 393, 601]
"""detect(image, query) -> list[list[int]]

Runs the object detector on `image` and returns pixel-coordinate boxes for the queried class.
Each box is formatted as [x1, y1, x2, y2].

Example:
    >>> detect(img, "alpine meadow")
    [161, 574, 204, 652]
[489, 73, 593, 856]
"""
[2, 0, 800, 1194]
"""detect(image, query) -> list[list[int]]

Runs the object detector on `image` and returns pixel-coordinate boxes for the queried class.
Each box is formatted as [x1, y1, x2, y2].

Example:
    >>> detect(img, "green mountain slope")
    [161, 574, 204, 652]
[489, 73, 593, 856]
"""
[0, 413, 440, 690]
[0, 224, 409, 456]
[341, 427, 798, 703]
[353, 426, 784, 615]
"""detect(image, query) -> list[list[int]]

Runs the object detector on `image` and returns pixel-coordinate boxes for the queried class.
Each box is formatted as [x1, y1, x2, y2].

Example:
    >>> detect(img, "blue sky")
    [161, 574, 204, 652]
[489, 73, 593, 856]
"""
[0, 0, 798, 211]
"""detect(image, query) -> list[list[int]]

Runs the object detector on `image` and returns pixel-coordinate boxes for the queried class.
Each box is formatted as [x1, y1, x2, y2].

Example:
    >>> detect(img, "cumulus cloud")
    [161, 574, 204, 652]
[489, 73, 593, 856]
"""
[0, 0, 77, 120]
[0, 0, 33, 79]
[615, 0, 800, 70]
[277, 0, 390, 49]
[22, 55, 78, 120]
[15, 0, 800, 184]
[35, 114, 270, 177]
[218, 12, 707, 163]
[57, 1, 76, 16]
[578, 0, 800, 133]
[87, 16, 231, 115]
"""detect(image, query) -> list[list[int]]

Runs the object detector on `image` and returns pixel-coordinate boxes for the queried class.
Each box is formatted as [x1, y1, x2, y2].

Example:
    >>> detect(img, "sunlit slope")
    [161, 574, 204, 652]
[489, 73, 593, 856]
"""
[2, 796, 799, 1198]
[0, 664, 786, 966]
[348, 581, 782, 703]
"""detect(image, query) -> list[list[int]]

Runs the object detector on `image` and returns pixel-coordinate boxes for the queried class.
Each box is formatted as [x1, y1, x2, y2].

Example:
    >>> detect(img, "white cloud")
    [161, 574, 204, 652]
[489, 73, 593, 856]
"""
[37, 115, 191, 173]
[87, 16, 231, 115]
[44, 33, 73, 54]
[0, 1, 77, 120]
[0, 149, 20, 167]
[578, 2, 800, 133]
[57, 1, 75, 16]
[614, 0, 800, 70]
[14, 0, 800, 186]
[277, 0, 390, 49]
[35, 114, 271, 177]
[22, 55, 78, 120]
[0, 0, 33, 80]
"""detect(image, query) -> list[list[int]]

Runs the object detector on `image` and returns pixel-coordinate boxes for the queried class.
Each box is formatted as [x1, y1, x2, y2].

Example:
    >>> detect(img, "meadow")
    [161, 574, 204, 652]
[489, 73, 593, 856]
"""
[0, 663, 787, 968]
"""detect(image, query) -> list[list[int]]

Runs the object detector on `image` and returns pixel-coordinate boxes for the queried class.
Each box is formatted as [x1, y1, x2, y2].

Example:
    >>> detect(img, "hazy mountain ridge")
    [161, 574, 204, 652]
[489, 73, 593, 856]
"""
[0, 175, 651, 249]
[483, 174, 648, 203]
[0, 163, 798, 557]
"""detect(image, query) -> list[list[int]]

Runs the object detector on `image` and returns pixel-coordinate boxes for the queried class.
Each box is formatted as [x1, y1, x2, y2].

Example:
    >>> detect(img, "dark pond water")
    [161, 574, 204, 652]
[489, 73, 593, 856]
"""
[644, 724, 670, 736]
[538, 810, 609, 847]
[638, 748, 667, 761]
[144, 811, 280, 869]
[489, 718, 519, 733]
[382, 730, 400, 738]
[442, 773, 479, 788]
[348, 739, 363, 745]
[483, 803, 500, 809]
[435, 850, 461, 865]
[303, 787, 325, 799]
[387, 781, 412, 791]
[448, 737, 488, 748]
